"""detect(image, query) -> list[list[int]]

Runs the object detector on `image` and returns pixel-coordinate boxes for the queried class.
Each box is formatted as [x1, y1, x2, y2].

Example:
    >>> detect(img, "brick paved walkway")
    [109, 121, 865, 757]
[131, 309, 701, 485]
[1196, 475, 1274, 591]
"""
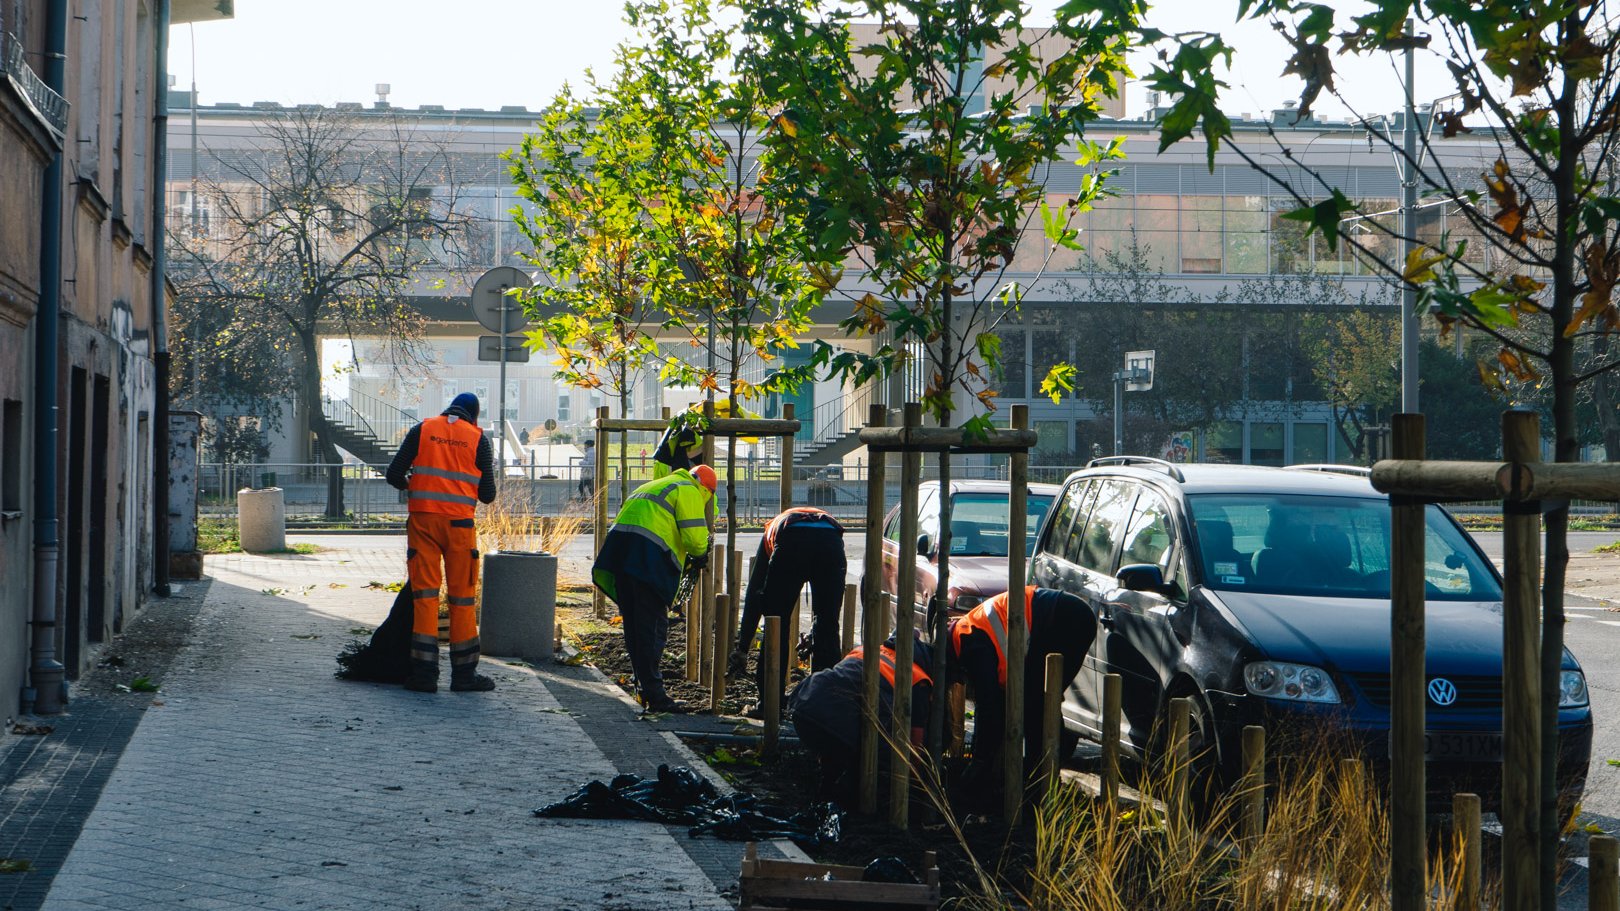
[11, 538, 785, 911]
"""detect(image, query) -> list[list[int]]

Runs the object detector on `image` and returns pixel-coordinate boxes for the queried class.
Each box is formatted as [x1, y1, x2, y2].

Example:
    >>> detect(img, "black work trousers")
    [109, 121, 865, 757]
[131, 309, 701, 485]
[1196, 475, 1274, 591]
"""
[738, 526, 847, 691]
[614, 573, 671, 704]
[961, 606, 1095, 794]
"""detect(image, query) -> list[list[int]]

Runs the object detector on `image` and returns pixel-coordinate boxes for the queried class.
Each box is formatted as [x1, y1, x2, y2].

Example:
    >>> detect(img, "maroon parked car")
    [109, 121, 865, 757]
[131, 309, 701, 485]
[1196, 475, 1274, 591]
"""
[880, 480, 1060, 630]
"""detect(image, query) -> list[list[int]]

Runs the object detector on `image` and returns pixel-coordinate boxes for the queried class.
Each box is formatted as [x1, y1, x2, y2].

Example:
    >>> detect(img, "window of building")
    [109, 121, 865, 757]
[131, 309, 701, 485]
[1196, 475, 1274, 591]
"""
[557, 393, 570, 422]
[1206, 421, 1243, 463]
[996, 327, 1027, 399]
[504, 381, 519, 420]
[1292, 422, 1328, 464]
[3, 399, 22, 513]
[1034, 420, 1069, 458]
[1251, 422, 1285, 466]
[1180, 196, 1222, 273]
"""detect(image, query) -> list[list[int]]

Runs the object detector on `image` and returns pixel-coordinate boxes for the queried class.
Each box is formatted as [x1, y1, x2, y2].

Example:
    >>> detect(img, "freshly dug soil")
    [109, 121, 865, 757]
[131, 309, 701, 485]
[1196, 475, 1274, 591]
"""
[565, 605, 1036, 903]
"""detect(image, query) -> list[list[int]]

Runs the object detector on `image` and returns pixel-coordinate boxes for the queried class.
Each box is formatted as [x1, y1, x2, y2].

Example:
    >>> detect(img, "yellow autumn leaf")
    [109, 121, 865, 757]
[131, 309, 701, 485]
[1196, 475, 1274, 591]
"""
[1402, 246, 1448, 284]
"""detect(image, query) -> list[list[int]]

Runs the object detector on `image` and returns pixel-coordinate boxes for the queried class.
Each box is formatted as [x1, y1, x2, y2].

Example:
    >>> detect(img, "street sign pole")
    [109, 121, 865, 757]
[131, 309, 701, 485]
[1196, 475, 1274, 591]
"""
[1113, 350, 1156, 456]
[498, 282, 510, 480]
[470, 267, 535, 492]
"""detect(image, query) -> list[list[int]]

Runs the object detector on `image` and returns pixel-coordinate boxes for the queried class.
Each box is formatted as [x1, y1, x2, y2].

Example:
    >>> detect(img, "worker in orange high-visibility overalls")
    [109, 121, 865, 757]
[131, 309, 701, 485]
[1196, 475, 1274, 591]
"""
[947, 586, 1096, 794]
[385, 393, 498, 693]
[732, 506, 847, 689]
[788, 633, 935, 799]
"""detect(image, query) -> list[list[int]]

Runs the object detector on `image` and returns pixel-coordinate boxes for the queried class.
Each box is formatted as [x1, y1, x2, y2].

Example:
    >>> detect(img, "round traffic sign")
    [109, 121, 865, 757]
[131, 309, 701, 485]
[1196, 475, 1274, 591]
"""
[470, 266, 534, 334]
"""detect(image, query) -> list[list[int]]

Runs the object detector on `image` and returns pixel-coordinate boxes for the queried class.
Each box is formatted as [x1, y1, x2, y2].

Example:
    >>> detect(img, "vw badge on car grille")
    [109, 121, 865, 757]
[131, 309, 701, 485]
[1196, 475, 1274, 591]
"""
[1427, 677, 1458, 706]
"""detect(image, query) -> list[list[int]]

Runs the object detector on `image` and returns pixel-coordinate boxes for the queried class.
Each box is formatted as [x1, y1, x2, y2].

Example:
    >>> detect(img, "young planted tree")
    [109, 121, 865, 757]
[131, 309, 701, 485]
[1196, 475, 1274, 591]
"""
[169, 108, 469, 516]
[742, 0, 1138, 761]
[1142, 0, 1620, 899]
[509, 85, 670, 501]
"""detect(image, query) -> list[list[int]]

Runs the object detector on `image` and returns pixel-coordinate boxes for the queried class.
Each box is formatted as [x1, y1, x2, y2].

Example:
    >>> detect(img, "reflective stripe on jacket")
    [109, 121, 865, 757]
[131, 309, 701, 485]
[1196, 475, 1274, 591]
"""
[949, 585, 1036, 686]
[848, 645, 934, 689]
[592, 469, 713, 600]
[762, 506, 842, 558]
[407, 415, 483, 518]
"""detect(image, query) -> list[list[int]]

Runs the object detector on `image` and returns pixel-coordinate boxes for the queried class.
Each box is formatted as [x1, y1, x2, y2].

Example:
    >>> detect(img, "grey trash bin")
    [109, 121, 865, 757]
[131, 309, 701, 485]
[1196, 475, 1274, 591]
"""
[479, 550, 558, 660]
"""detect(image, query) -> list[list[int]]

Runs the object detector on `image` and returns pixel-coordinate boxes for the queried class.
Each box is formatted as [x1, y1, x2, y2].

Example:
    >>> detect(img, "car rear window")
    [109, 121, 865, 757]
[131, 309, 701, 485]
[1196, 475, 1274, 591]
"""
[950, 492, 1054, 557]
[1188, 493, 1502, 601]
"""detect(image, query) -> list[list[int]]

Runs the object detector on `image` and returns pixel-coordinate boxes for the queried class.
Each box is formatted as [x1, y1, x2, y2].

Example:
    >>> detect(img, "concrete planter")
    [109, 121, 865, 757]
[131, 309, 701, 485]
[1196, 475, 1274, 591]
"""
[480, 551, 557, 660]
[237, 487, 286, 553]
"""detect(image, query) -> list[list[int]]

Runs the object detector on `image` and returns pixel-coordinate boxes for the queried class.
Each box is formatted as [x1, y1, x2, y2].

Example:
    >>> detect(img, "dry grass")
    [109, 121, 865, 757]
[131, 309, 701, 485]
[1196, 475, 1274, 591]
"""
[940, 729, 1494, 911]
[475, 493, 589, 558]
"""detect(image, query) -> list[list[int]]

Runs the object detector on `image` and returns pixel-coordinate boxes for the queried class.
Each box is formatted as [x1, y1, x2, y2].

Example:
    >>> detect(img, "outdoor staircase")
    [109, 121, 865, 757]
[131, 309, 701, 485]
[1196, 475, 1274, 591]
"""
[793, 385, 884, 467]
[320, 392, 415, 471]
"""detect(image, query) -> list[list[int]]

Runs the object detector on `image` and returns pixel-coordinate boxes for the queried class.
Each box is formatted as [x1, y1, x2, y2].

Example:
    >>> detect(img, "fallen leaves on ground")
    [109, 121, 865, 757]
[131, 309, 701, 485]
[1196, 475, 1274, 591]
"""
[365, 581, 405, 592]
[0, 859, 34, 874]
[10, 724, 52, 736]
[261, 588, 287, 596]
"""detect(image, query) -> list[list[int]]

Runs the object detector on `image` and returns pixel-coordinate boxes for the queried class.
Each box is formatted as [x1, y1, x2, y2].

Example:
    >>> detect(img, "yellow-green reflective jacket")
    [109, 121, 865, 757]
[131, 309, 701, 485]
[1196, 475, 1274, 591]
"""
[591, 469, 714, 604]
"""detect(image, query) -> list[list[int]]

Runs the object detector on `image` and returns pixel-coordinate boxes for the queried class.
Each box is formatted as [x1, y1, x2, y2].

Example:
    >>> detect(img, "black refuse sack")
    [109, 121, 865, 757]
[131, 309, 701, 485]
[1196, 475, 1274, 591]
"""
[534, 764, 844, 849]
[335, 584, 413, 683]
[863, 856, 920, 884]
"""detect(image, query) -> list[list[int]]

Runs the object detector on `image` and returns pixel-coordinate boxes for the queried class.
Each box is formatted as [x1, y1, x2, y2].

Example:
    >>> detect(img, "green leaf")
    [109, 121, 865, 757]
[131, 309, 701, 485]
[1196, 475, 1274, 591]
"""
[1039, 363, 1079, 404]
[1280, 191, 1356, 252]
[961, 414, 997, 445]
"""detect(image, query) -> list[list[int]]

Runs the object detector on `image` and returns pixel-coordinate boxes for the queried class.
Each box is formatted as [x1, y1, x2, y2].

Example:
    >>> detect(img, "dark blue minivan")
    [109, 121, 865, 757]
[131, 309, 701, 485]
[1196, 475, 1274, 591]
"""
[1030, 458, 1592, 810]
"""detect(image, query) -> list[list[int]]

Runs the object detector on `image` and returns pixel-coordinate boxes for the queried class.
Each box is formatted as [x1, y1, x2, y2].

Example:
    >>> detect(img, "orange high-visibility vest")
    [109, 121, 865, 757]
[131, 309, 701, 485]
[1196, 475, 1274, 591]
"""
[407, 414, 483, 518]
[762, 506, 839, 557]
[848, 645, 934, 689]
[950, 585, 1036, 686]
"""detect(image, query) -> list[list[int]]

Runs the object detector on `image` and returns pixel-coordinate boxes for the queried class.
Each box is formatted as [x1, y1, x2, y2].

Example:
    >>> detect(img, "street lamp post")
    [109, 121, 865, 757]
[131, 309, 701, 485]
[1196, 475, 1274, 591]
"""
[1112, 350, 1156, 456]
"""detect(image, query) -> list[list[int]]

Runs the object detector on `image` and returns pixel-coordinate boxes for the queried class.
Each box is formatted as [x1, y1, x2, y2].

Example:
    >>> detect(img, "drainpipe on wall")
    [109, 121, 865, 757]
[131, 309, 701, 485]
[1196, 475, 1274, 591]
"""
[28, 0, 70, 715]
[152, 0, 172, 597]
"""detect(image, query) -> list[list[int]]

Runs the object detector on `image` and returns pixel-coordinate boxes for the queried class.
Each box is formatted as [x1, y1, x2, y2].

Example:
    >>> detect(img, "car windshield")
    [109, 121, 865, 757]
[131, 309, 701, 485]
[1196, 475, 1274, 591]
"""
[948, 492, 1054, 558]
[1187, 493, 1502, 601]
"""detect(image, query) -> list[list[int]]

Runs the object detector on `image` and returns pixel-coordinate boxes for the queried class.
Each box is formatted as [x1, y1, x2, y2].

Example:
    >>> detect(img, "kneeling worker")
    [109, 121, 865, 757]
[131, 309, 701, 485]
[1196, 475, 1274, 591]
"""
[732, 506, 847, 686]
[947, 586, 1096, 793]
[789, 634, 934, 797]
[593, 464, 717, 713]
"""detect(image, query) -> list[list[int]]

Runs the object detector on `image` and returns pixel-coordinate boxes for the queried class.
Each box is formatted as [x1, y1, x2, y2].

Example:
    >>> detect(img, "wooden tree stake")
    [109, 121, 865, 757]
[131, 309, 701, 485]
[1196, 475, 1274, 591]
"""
[1040, 652, 1064, 800]
[858, 404, 887, 817]
[1454, 792, 1482, 911]
[889, 403, 922, 830]
[762, 615, 781, 756]
[1241, 725, 1265, 849]
[1101, 673, 1121, 809]
[1002, 404, 1030, 824]
[1502, 410, 1543, 911]
[1168, 696, 1191, 834]
[710, 593, 730, 711]
[1590, 835, 1619, 911]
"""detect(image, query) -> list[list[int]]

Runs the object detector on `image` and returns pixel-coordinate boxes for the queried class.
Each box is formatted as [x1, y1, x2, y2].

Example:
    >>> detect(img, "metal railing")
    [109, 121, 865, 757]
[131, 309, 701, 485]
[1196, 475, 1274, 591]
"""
[321, 389, 417, 450]
[806, 383, 878, 450]
[3, 32, 67, 140]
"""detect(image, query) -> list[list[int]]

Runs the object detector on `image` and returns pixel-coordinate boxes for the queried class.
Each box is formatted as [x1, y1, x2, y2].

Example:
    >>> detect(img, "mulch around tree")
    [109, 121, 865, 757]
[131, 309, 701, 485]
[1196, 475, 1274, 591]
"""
[570, 614, 1039, 904]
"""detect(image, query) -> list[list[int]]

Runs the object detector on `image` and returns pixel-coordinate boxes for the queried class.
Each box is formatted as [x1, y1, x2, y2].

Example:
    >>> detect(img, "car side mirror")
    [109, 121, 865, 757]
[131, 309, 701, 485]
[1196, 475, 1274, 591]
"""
[1118, 563, 1176, 596]
[916, 534, 934, 557]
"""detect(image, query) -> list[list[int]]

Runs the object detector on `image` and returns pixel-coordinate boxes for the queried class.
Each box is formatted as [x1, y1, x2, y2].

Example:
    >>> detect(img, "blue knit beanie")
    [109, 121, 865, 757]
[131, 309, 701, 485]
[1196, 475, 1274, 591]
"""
[448, 393, 480, 421]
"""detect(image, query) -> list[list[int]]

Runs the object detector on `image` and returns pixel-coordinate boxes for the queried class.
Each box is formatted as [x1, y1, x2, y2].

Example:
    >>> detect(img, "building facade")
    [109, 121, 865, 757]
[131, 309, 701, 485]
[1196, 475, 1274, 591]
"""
[1, 0, 233, 716]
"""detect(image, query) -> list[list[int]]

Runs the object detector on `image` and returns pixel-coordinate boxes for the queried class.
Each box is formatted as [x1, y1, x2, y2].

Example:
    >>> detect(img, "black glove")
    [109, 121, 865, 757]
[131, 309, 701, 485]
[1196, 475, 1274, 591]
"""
[689, 553, 709, 572]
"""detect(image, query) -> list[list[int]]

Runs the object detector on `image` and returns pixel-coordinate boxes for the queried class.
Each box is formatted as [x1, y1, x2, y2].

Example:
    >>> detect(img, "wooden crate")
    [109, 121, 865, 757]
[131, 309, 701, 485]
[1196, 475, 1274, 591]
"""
[738, 843, 939, 911]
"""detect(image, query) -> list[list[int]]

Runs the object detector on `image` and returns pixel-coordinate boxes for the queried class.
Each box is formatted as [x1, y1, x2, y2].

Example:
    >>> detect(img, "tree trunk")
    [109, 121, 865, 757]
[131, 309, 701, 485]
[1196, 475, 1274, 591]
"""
[299, 330, 345, 518]
[929, 288, 954, 770]
[618, 388, 630, 504]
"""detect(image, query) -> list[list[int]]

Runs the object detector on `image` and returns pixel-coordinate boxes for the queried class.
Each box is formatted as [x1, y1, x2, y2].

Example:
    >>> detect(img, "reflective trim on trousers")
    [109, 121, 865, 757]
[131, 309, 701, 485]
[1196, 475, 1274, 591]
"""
[449, 638, 480, 667]
[448, 596, 476, 607]
[410, 633, 439, 663]
[414, 587, 441, 601]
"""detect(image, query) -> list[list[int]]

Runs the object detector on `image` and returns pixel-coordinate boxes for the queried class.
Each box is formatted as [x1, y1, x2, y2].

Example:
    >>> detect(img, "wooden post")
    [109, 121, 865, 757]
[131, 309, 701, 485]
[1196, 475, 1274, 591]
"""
[948, 683, 966, 759]
[1454, 792, 1482, 911]
[1040, 652, 1064, 800]
[1003, 404, 1030, 823]
[1502, 410, 1542, 911]
[1241, 725, 1265, 849]
[1101, 673, 1121, 809]
[715, 547, 728, 602]
[1591, 835, 1619, 911]
[780, 403, 795, 512]
[890, 403, 922, 830]
[731, 549, 743, 612]
[762, 615, 782, 756]
[842, 583, 858, 655]
[1389, 413, 1427, 911]
[1168, 696, 1191, 834]
[686, 585, 699, 682]
[859, 404, 887, 816]
[593, 405, 610, 619]
[710, 593, 730, 711]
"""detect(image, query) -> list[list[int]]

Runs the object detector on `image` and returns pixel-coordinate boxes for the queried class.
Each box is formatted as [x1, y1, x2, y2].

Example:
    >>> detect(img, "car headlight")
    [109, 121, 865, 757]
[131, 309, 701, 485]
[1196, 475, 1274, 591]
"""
[954, 594, 983, 612]
[1560, 669, 1589, 708]
[1243, 661, 1341, 704]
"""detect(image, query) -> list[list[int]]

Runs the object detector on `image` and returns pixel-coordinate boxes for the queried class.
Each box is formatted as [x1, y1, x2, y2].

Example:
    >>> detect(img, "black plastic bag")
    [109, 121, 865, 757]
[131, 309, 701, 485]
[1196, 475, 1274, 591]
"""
[335, 584, 413, 683]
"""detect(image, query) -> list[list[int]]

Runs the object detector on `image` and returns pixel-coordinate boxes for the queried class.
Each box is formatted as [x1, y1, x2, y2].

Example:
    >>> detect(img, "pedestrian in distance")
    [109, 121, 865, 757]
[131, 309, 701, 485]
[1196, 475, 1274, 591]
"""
[731, 506, 847, 692]
[593, 463, 717, 713]
[578, 437, 596, 501]
[788, 634, 934, 800]
[946, 585, 1096, 797]
[385, 393, 499, 694]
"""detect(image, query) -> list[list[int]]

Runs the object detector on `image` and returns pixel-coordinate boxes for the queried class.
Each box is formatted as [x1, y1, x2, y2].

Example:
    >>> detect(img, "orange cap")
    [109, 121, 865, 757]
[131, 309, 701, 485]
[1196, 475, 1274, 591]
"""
[692, 464, 718, 493]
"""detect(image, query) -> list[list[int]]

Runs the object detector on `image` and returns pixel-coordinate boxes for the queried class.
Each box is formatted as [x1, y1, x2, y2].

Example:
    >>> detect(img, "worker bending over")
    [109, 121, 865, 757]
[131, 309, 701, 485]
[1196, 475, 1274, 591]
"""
[593, 465, 717, 713]
[947, 586, 1096, 794]
[788, 634, 934, 799]
[386, 393, 498, 693]
[732, 506, 847, 688]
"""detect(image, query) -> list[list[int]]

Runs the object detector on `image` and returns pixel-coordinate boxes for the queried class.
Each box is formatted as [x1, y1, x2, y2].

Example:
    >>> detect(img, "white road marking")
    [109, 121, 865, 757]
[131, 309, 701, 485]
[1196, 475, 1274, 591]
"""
[1599, 620, 1620, 628]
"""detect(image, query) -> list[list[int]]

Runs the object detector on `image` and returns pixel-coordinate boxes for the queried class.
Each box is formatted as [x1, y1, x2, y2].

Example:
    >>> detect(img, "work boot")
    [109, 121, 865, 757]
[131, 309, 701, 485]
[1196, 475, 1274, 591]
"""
[406, 634, 439, 693]
[448, 637, 495, 692]
[726, 649, 748, 678]
[644, 694, 688, 715]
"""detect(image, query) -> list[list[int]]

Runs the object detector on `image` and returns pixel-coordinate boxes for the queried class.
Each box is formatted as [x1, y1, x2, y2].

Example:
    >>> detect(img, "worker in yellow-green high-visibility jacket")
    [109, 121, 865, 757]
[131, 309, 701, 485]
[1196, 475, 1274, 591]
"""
[593, 465, 716, 713]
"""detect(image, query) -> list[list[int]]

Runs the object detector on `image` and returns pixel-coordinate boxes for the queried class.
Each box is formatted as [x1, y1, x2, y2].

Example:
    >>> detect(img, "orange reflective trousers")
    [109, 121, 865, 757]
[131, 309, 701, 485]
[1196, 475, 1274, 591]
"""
[407, 513, 480, 671]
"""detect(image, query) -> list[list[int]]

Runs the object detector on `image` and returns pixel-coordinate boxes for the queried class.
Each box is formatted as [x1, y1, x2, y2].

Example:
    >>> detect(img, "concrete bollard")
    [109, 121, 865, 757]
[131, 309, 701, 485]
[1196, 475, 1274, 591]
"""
[236, 487, 286, 553]
[479, 551, 557, 659]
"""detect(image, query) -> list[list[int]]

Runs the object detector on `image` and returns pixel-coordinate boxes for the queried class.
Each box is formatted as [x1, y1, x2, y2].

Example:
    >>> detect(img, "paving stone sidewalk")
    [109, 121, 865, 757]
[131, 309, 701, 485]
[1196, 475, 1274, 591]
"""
[18, 539, 782, 911]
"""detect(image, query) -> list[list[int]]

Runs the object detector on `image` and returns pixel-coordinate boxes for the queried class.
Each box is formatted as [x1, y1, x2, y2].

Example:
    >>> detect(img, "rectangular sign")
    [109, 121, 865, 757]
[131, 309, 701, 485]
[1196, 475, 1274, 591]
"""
[478, 336, 530, 363]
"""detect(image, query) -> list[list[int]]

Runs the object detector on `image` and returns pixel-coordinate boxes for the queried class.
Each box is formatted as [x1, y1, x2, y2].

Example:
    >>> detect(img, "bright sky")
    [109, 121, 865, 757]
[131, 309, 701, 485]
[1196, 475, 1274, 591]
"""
[172, 0, 1460, 125]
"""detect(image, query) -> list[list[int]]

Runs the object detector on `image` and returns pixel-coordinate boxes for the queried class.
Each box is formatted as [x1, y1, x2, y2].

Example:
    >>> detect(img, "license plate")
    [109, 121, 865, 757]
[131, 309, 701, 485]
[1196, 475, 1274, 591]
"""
[1421, 731, 1503, 762]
